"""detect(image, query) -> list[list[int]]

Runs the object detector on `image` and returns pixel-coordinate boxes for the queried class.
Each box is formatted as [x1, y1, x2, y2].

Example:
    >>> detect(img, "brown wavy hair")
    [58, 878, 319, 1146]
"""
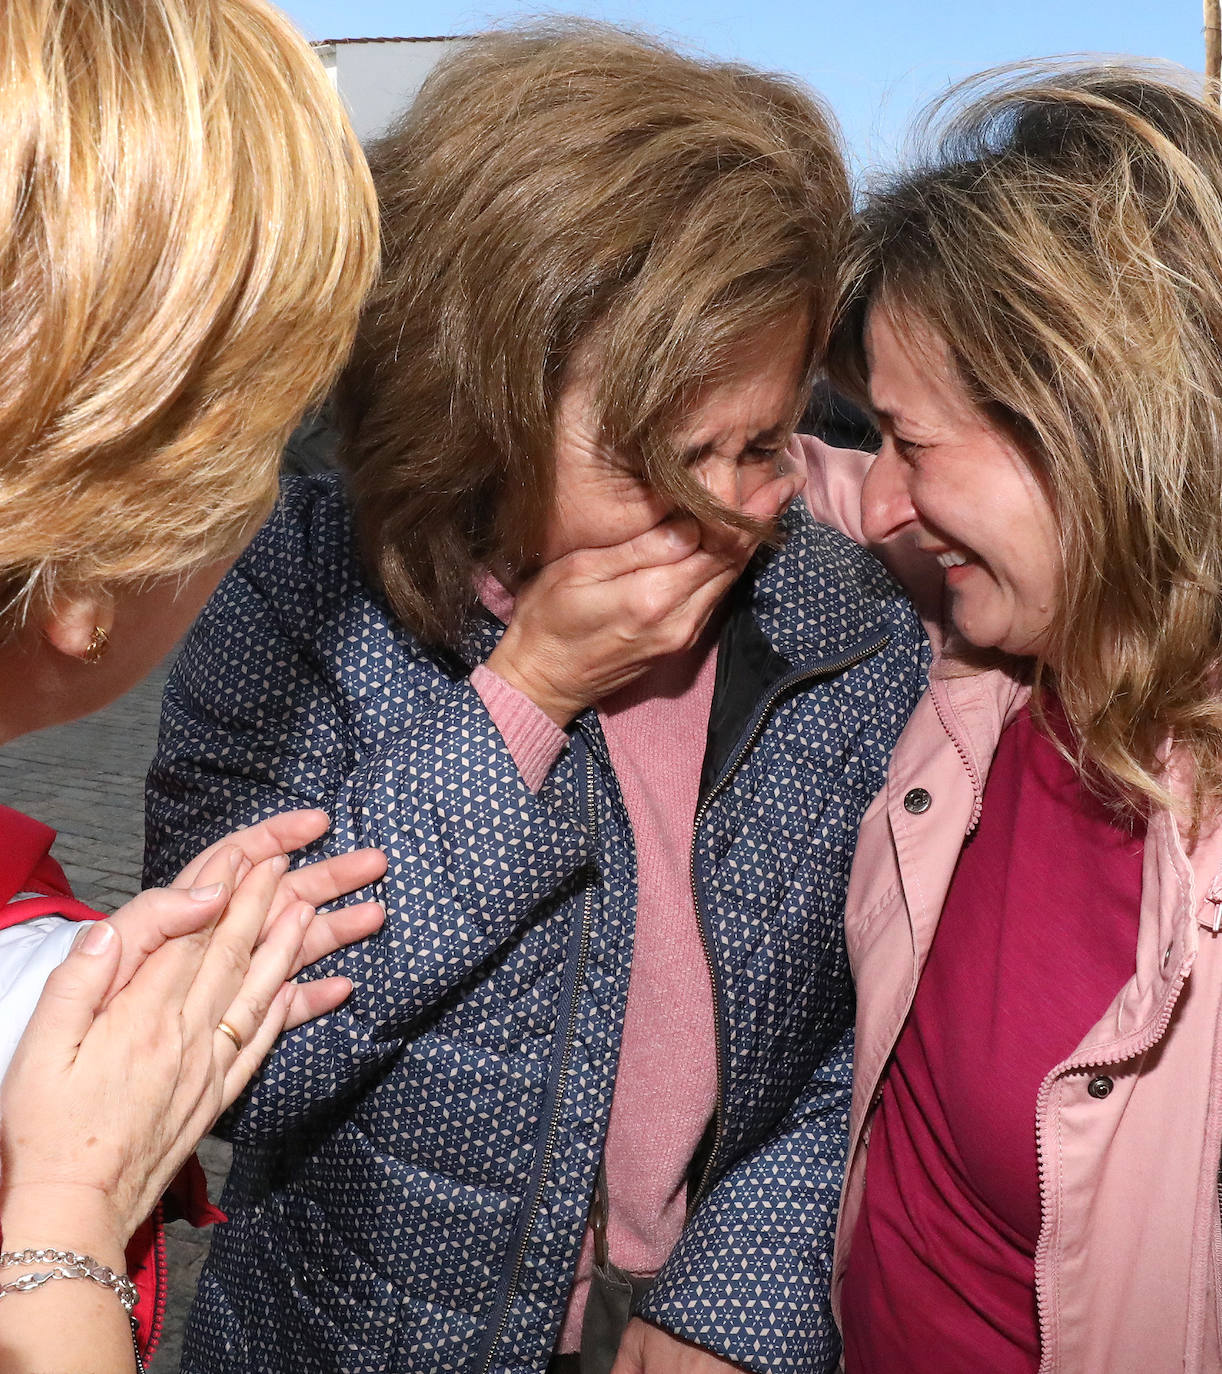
[0, 0, 378, 623]
[336, 21, 849, 646]
[829, 62, 1222, 823]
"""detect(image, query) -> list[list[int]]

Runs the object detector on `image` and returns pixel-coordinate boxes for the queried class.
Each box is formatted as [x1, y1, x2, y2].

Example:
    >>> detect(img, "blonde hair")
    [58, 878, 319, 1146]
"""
[829, 62, 1222, 822]
[338, 22, 849, 646]
[0, 0, 377, 618]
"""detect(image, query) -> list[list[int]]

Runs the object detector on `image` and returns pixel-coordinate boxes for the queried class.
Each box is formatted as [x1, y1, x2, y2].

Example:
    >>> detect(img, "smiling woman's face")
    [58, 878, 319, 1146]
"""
[861, 306, 1063, 661]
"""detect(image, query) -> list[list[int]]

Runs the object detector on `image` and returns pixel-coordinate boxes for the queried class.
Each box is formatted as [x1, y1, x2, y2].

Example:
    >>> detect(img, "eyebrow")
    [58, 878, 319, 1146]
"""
[752, 421, 789, 443]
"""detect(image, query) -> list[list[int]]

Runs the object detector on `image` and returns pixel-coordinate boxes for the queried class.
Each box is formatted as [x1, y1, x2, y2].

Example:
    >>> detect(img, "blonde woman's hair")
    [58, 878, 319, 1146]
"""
[829, 62, 1222, 823]
[0, 0, 377, 620]
[337, 22, 849, 646]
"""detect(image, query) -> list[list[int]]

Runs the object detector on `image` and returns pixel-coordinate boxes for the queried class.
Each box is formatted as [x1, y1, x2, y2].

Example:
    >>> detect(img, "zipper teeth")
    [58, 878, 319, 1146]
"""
[688, 852, 725, 1216]
[929, 679, 984, 833]
[1032, 1064, 1058, 1374]
[688, 634, 891, 1211]
[131, 1319, 147, 1374]
[1216, 1144, 1222, 1327]
[478, 752, 598, 1374]
[1204, 977, 1222, 1359]
[146, 1199, 167, 1362]
[1032, 961, 1191, 1372]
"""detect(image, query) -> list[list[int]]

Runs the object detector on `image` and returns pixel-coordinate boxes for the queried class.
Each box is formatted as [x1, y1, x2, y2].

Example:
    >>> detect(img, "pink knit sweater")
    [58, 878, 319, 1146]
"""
[470, 580, 718, 1353]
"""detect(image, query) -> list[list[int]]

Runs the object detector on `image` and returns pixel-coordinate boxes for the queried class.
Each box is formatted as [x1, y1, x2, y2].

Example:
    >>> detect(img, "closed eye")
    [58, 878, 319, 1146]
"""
[683, 440, 785, 468]
[745, 443, 783, 462]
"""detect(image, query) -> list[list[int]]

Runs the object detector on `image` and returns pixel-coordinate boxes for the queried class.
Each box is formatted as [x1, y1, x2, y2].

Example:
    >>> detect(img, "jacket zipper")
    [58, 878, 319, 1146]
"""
[146, 1199, 167, 1363]
[1032, 960, 1192, 1372]
[928, 678, 985, 834]
[1210, 1020, 1222, 1357]
[688, 633, 891, 1210]
[478, 749, 598, 1374]
[1215, 1141, 1222, 1362]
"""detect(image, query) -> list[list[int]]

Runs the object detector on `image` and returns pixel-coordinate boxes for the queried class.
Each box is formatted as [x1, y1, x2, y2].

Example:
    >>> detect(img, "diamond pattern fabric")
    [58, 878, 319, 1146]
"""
[144, 473, 929, 1373]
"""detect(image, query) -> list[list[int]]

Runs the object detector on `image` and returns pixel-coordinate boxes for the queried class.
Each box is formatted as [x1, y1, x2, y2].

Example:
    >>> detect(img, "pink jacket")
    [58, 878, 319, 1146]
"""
[797, 434, 1222, 1373]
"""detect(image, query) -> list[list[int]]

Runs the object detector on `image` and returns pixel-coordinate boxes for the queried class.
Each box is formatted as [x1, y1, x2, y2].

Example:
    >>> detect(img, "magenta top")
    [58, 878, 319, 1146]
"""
[841, 700, 1145, 1371]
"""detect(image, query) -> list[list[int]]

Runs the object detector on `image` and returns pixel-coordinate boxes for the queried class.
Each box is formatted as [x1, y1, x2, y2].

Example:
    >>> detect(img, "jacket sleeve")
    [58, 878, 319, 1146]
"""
[143, 489, 594, 1144]
[637, 1022, 853, 1374]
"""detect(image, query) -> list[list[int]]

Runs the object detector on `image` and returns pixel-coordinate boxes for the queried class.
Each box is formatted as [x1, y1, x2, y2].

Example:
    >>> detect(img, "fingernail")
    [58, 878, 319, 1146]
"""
[73, 921, 116, 955]
[189, 881, 226, 902]
[299, 904, 315, 928]
[271, 855, 290, 876]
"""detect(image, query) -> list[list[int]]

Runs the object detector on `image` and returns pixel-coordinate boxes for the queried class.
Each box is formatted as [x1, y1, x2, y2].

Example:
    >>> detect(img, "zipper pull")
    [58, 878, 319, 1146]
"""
[1205, 874, 1222, 934]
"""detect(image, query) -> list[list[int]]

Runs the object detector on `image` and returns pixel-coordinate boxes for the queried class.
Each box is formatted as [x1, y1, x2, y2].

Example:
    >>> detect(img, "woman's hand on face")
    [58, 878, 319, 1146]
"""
[486, 466, 802, 726]
[118, 809, 387, 1028]
[0, 817, 386, 1258]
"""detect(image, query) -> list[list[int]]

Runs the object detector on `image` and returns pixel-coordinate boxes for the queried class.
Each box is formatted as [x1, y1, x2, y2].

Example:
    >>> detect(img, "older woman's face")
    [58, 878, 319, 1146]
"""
[537, 316, 809, 565]
[862, 307, 1062, 660]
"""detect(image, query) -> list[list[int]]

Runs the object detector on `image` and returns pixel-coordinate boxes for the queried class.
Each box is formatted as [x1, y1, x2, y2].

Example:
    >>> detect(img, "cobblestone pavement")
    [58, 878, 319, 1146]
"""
[0, 657, 231, 1370]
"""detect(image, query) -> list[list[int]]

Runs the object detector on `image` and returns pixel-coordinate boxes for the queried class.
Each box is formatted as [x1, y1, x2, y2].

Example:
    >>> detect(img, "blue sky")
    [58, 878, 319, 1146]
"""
[281, 0, 1204, 170]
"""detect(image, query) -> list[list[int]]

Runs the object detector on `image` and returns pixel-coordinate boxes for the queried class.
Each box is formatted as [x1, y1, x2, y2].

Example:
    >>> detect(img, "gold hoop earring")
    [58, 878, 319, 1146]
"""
[82, 626, 110, 664]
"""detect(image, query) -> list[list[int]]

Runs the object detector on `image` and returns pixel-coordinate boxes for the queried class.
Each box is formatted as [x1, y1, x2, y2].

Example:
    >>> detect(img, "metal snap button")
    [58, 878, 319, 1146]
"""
[903, 787, 932, 815]
[1087, 1075, 1114, 1100]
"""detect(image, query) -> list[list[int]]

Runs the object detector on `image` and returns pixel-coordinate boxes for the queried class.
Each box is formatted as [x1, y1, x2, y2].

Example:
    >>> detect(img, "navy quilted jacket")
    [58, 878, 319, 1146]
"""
[144, 473, 928, 1374]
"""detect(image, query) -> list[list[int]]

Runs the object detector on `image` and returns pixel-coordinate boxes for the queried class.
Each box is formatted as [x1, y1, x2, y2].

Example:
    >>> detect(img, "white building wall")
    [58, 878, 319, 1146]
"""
[317, 38, 464, 144]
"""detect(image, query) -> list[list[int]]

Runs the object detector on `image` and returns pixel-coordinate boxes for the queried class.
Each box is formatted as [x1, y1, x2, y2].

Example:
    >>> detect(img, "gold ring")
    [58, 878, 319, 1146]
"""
[216, 1020, 243, 1054]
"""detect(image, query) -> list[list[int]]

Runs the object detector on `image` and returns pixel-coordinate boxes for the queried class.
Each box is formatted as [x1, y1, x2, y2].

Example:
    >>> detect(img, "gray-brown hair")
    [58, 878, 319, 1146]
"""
[337, 21, 850, 646]
[829, 61, 1222, 822]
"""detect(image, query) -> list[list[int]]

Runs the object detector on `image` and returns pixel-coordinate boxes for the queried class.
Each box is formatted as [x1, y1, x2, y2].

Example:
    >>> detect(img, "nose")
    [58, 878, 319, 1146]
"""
[861, 446, 917, 544]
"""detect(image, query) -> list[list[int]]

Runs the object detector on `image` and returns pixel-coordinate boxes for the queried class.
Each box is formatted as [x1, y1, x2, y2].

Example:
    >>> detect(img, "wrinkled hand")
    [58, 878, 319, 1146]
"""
[0, 816, 386, 1256]
[113, 809, 387, 1027]
[611, 1319, 745, 1374]
[487, 468, 802, 726]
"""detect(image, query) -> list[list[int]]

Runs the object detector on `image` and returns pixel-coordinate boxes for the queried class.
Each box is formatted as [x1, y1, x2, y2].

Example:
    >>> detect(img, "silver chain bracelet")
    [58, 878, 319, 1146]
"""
[0, 1248, 138, 1313]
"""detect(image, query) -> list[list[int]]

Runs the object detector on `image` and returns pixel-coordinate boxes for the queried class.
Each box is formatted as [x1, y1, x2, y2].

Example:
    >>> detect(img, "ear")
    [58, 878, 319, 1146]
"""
[39, 587, 115, 662]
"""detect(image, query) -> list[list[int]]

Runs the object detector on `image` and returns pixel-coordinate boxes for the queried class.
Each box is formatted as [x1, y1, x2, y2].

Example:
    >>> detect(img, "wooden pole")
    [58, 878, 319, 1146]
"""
[1207, 0, 1221, 104]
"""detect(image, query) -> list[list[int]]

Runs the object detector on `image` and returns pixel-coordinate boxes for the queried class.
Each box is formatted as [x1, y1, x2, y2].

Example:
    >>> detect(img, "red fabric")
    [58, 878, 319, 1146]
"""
[0, 804, 101, 926]
[841, 700, 1145, 1373]
[0, 803, 223, 1361]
